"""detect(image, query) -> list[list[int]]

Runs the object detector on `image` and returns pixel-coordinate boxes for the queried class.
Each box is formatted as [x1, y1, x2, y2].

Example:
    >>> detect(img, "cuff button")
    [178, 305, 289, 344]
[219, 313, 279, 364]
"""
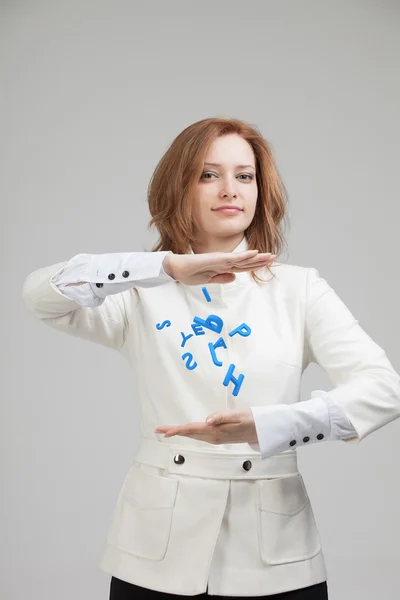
[289, 440, 297, 447]
[303, 436, 310, 443]
[96, 283, 104, 288]
[317, 433, 324, 440]
[108, 273, 115, 280]
[122, 271, 130, 278]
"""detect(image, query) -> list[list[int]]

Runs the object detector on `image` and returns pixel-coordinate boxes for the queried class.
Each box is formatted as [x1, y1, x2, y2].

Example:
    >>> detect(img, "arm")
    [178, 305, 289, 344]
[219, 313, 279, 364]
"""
[22, 249, 275, 351]
[304, 267, 400, 442]
[248, 393, 357, 457]
[22, 251, 172, 351]
[50, 251, 173, 307]
[249, 267, 400, 459]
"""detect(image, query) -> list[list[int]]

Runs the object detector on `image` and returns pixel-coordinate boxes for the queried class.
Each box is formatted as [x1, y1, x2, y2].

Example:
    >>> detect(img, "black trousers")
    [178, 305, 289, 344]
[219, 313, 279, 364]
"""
[109, 577, 328, 599]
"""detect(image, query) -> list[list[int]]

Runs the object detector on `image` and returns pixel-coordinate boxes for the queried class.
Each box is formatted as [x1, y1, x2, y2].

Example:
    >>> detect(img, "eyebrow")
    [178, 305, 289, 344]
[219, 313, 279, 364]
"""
[203, 162, 256, 171]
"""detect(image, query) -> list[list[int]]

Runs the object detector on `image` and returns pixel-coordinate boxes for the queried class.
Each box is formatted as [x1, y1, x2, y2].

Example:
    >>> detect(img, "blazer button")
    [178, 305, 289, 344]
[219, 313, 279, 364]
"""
[95, 283, 104, 288]
[317, 433, 324, 440]
[303, 436, 310, 443]
[173, 454, 185, 465]
[242, 460, 252, 471]
[122, 270, 130, 278]
[289, 440, 297, 447]
[108, 273, 115, 280]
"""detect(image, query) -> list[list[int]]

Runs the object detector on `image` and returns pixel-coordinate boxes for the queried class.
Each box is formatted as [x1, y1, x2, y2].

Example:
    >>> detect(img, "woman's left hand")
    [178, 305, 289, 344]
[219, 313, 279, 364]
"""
[155, 407, 259, 445]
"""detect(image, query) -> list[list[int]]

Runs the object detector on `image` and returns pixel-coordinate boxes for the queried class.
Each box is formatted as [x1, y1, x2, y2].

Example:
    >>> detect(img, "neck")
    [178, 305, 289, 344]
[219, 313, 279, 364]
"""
[191, 232, 245, 254]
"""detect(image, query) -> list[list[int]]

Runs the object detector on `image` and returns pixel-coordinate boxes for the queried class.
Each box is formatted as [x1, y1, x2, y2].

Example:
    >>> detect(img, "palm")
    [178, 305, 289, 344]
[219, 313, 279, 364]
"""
[165, 250, 275, 286]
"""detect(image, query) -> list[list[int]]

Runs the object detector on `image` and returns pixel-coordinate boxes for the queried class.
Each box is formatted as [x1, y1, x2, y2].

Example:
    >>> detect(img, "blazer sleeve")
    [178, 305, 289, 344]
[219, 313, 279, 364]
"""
[304, 267, 400, 443]
[248, 393, 358, 458]
[50, 251, 173, 307]
[21, 252, 172, 352]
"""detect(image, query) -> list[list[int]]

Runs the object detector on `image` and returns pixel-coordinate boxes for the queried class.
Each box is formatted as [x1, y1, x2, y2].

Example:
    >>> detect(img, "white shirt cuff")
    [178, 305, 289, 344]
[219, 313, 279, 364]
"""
[50, 251, 174, 307]
[249, 392, 358, 459]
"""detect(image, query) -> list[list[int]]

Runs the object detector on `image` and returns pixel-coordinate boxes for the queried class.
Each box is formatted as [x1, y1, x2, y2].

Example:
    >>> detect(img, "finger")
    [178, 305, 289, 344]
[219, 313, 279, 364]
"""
[223, 261, 275, 276]
[170, 430, 243, 442]
[164, 430, 206, 438]
[201, 253, 274, 277]
[166, 423, 237, 436]
[206, 413, 241, 425]
[218, 254, 276, 271]
[163, 423, 211, 436]
[216, 251, 261, 266]
[230, 251, 275, 262]
[208, 262, 271, 281]
[230, 264, 272, 273]
[232, 250, 260, 260]
[208, 273, 236, 283]
[232, 253, 276, 267]
[164, 431, 212, 439]
[230, 257, 276, 270]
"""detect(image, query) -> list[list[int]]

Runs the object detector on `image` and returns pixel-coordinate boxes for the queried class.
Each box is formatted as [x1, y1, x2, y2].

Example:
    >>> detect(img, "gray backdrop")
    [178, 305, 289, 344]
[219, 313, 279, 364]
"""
[2, 1, 399, 598]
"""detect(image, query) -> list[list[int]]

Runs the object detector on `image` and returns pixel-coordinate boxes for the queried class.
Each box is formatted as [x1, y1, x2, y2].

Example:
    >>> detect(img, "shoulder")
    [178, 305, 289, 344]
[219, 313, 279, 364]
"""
[262, 261, 327, 300]
[267, 261, 310, 286]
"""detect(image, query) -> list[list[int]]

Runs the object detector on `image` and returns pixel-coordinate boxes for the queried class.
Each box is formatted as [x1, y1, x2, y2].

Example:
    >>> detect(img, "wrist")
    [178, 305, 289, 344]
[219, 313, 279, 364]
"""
[162, 253, 176, 279]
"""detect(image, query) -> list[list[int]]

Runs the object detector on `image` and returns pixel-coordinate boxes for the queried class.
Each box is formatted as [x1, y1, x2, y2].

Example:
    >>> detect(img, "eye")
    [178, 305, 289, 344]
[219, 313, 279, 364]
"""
[200, 172, 254, 181]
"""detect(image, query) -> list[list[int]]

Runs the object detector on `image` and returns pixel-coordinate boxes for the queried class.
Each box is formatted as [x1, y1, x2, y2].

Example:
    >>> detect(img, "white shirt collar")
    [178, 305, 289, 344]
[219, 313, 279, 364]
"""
[189, 236, 249, 255]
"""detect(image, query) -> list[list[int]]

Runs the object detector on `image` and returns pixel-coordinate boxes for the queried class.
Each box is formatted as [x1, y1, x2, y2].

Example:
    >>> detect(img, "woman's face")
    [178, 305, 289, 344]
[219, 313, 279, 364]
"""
[192, 133, 258, 242]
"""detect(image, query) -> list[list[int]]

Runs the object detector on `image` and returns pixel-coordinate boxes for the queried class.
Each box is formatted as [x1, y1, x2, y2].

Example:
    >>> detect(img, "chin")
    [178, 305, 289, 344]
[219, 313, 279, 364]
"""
[212, 221, 249, 237]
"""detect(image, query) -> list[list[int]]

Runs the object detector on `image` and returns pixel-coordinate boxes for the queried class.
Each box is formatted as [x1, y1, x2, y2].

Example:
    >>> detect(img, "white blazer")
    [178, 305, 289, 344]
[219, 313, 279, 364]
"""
[22, 238, 400, 596]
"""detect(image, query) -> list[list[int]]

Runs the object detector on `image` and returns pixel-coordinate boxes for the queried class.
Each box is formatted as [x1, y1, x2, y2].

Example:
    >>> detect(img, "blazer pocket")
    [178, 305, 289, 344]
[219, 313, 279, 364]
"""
[256, 474, 321, 565]
[106, 463, 179, 561]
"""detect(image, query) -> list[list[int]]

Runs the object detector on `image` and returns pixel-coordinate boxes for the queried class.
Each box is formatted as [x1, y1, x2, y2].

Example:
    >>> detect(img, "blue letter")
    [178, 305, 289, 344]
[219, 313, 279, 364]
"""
[202, 287, 212, 302]
[214, 337, 227, 350]
[208, 337, 227, 367]
[223, 364, 245, 396]
[182, 352, 198, 371]
[193, 314, 223, 334]
[180, 331, 194, 348]
[156, 320, 171, 330]
[229, 323, 252, 337]
[191, 324, 205, 336]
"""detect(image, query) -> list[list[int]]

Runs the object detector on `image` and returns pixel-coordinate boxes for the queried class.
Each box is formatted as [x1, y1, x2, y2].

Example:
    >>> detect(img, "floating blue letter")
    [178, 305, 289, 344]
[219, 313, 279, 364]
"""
[208, 337, 227, 367]
[156, 320, 171, 330]
[182, 352, 198, 371]
[193, 314, 223, 334]
[214, 337, 227, 350]
[223, 364, 244, 396]
[202, 287, 212, 302]
[180, 331, 194, 348]
[191, 323, 205, 336]
[229, 323, 252, 337]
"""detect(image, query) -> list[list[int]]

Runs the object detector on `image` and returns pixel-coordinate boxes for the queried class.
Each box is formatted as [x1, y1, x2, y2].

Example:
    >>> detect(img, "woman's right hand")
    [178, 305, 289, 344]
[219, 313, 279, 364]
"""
[162, 250, 276, 286]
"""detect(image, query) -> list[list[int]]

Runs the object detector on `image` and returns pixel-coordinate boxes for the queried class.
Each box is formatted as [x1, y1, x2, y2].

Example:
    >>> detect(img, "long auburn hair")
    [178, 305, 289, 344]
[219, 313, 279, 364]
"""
[147, 117, 289, 282]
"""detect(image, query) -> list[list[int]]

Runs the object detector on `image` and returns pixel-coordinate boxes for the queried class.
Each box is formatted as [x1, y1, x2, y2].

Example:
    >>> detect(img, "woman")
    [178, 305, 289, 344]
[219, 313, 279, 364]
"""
[22, 117, 400, 600]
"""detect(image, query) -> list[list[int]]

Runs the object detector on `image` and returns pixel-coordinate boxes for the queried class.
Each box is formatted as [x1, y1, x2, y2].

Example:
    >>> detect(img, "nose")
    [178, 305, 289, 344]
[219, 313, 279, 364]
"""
[219, 176, 238, 199]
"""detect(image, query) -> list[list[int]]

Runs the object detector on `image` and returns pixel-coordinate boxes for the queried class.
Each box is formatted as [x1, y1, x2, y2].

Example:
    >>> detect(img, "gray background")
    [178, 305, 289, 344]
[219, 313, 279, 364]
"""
[2, 1, 400, 598]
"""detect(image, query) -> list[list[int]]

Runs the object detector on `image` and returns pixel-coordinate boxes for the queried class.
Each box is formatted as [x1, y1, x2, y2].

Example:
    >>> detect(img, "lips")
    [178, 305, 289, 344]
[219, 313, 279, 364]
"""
[213, 205, 243, 214]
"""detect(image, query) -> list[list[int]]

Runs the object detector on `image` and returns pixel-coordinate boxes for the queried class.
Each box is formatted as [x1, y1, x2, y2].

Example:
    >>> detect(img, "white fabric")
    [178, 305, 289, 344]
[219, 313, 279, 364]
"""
[248, 391, 357, 458]
[51, 249, 358, 458]
[22, 238, 400, 596]
[51, 251, 174, 307]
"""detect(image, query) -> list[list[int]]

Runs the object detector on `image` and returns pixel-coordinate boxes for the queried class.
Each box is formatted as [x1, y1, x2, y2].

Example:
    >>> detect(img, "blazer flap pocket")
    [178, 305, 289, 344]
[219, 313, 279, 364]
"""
[123, 464, 179, 509]
[257, 474, 308, 516]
